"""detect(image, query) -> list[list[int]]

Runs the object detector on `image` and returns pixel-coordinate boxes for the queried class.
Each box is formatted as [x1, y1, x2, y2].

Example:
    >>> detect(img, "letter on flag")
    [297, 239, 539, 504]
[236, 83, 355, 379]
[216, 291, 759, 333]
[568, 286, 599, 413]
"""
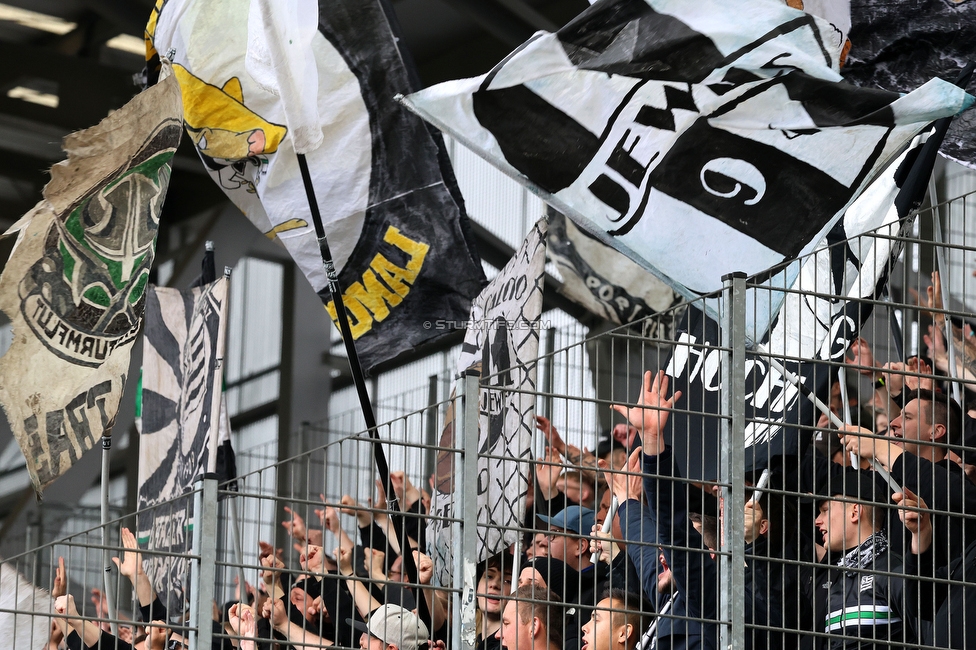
[402, 0, 972, 335]
[147, 0, 486, 371]
[137, 276, 228, 614]
[0, 74, 182, 493]
[429, 218, 547, 586]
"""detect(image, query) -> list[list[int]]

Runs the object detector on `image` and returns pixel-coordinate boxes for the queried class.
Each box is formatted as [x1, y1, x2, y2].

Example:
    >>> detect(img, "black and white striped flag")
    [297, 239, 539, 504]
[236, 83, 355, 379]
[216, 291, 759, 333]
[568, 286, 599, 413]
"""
[403, 0, 972, 337]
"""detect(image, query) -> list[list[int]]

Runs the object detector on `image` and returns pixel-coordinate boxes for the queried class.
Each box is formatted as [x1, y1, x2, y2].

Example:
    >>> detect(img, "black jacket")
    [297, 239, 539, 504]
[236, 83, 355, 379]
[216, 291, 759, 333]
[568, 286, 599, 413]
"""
[820, 537, 916, 650]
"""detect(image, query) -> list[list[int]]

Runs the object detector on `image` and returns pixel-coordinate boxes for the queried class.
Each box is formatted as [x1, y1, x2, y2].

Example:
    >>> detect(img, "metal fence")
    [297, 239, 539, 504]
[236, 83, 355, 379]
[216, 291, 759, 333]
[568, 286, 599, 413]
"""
[5, 190, 976, 650]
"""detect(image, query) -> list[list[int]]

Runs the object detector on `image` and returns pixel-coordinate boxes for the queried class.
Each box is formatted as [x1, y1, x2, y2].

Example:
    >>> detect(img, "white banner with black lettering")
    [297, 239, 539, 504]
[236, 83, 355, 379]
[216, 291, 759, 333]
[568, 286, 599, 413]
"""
[428, 218, 547, 586]
[403, 0, 972, 340]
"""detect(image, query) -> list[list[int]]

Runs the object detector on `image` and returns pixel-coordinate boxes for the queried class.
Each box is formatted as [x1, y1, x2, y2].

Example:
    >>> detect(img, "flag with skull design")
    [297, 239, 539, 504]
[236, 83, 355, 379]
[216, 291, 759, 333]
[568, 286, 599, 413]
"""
[0, 73, 181, 494]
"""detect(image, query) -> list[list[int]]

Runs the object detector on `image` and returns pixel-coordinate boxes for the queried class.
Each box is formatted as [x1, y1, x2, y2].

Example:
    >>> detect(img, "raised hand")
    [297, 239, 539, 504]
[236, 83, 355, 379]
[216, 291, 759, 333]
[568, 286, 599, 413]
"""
[281, 507, 307, 543]
[260, 553, 284, 591]
[412, 550, 433, 585]
[239, 607, 257, 650]
[535, 447, 564, 500]
[612, 370, 682, 455]
[113, 527, 143, 581]
[366, 549, 387, 580]
[52, 556, 67, 599]
[535, 416, 566, 454]
[336, 546, 354, 577]
[589, 524, 620, 563]
[303, 545, 325, 573]
[602, 449, 643, 504]
[146, 620, 169, 650]
[845, 338, 879, 377]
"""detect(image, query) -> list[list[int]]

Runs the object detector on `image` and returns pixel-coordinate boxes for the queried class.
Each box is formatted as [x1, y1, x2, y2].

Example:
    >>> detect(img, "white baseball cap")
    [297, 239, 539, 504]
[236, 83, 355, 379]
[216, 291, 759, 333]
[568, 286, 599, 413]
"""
[348, 604, 430, 650]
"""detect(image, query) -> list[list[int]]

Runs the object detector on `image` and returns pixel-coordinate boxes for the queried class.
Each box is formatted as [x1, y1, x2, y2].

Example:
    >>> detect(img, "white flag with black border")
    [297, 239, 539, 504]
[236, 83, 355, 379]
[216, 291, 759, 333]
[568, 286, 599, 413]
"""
[402, 0, 972, 339]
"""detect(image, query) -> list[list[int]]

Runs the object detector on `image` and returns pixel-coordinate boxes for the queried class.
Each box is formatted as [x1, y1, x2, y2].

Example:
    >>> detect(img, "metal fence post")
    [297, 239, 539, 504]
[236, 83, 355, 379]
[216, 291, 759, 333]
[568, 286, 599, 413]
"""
[719, 274, 746, 650]
[451, 371, 480, 650]
[189, 474, 218, 650]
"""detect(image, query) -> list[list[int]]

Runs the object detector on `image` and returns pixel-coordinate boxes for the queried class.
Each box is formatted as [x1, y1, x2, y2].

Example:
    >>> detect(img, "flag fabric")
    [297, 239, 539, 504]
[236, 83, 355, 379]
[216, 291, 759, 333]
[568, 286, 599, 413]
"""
[0, 74, 181, 493]
[215, 396, 238, 494]
[547, 211, 679, 330]
[665, 143, 913, 479]
[780, 0, 852, 55]
[402, 0, 971, 333]
[146, 0, 486, 371]
[137, 277, 228, 613]
[428, 218, 547, 586]
[843, 0, 976, 168]
[0, 561, 54, 650]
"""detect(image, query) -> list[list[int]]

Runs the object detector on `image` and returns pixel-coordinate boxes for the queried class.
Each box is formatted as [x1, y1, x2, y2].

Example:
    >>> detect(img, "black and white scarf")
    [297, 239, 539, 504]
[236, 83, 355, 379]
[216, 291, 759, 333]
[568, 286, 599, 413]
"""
[838, 531, 888, 574]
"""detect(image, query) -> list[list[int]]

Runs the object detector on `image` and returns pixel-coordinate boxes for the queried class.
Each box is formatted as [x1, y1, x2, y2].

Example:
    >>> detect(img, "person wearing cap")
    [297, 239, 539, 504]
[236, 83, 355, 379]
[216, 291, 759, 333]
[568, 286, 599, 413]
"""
[538, 506, 596, 574]
[349, 604, 430, 650]
[814, 465, 917, 649]
[495, 584, 565, 650]
[538, 505, 614, 615]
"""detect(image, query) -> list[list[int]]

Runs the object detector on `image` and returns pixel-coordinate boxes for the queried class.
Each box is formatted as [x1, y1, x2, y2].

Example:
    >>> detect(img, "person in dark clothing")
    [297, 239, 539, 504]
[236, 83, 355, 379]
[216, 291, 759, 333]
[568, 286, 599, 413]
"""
[843, 389, 976, 571]
[612, 370, 717, 650]
[537, 506, 600, 608]
[519, 557, 583, 650]
[814, 466, 916, 649]
[477, 553, 513, 650]
[496, 584, 565, 650]
[581, 588, 651, 650]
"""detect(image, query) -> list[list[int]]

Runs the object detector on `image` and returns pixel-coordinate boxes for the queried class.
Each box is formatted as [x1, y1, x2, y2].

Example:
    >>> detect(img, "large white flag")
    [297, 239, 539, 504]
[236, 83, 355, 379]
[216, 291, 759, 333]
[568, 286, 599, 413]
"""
[429, 218, 547, 586]
[402, 0, 972, 338]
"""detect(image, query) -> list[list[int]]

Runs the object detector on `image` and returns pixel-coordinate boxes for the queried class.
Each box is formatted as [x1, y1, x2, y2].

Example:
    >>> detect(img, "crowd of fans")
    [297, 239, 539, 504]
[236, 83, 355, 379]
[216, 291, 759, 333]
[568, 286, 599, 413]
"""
[45, 271, 976, 650]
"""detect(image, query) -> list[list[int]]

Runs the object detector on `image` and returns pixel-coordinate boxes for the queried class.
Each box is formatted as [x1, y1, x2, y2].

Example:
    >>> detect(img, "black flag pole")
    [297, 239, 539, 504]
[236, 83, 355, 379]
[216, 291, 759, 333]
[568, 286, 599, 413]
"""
[295, 152, 431, 626]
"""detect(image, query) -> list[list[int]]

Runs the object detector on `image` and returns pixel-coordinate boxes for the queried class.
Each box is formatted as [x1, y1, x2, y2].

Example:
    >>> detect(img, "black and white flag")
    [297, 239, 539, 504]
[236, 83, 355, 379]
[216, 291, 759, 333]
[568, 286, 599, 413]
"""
[428, 219, 547, 586]
[137, 277, 228, 614]
[843, 0, 976, 168]
[148, 0, 486, 372]
[548, 211, 679, 330]
[403, 0, 971, 337]
[665, 144, 913, 479]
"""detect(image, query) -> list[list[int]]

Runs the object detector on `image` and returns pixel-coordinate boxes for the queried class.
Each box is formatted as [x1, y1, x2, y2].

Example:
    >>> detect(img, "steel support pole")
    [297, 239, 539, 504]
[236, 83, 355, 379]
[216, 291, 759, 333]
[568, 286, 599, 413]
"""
[189, 475, 218, 650]
[719, 274, 746, 650]
[100, 436, 118, 636]
[451, 371, 480, 650]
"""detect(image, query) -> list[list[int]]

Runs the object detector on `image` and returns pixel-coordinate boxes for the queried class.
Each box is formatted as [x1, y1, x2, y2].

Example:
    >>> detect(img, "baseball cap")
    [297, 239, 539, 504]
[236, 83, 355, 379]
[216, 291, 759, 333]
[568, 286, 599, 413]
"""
[347, 604, 430, 650]
[537, 506, 595, 535]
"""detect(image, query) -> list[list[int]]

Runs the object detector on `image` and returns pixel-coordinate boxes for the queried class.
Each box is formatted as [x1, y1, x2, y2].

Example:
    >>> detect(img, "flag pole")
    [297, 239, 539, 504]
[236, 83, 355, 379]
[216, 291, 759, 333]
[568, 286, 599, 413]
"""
[295, 152, 430, 626]
[751, 343, 901, 494]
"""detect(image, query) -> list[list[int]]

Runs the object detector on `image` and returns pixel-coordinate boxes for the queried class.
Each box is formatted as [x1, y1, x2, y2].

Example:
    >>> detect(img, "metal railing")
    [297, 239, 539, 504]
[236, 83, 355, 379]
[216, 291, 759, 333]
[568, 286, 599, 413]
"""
[6, 192, 976, 650]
